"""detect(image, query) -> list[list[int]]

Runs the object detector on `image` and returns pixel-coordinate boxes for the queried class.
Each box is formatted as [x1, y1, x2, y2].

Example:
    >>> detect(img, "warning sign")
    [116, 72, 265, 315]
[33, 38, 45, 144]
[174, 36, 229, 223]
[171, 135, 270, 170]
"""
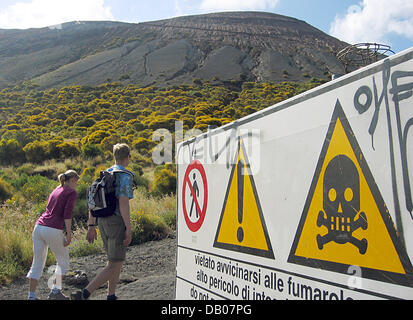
[288, 100, 413, 287]
[182, 160, 208, 232]
[177, 49, 413, 299]
[213, 138, 274, 259]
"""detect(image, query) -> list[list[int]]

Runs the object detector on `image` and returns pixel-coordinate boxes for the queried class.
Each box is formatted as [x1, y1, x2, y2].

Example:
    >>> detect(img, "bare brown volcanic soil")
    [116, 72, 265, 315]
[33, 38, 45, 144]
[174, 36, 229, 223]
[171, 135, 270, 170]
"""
[0, 235, 177, 300]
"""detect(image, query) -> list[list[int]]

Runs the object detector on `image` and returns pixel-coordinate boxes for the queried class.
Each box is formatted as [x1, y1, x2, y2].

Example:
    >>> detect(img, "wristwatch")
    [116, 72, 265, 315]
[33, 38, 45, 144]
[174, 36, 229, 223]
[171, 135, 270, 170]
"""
[88, 224, 97, 227]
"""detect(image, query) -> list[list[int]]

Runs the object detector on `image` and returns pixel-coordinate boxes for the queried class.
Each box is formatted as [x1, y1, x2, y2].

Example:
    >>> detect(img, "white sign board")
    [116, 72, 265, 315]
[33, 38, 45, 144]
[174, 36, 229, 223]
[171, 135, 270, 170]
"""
[175, 48, 413, 300]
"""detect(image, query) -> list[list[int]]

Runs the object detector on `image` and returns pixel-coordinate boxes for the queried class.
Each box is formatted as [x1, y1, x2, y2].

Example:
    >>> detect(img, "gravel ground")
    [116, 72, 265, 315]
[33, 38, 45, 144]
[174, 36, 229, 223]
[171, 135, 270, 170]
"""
[0, 235, 177, 300]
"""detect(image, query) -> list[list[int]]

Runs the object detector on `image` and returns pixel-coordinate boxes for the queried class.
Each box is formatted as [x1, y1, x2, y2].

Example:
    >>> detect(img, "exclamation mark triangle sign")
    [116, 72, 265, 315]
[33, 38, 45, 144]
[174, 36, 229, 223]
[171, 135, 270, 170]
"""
[213, 138, 274, 259]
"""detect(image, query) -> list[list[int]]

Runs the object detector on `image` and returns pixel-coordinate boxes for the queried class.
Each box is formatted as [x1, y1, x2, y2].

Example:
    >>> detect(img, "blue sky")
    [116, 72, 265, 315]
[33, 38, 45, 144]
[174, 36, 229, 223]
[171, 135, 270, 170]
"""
[0, 0, 412, 53]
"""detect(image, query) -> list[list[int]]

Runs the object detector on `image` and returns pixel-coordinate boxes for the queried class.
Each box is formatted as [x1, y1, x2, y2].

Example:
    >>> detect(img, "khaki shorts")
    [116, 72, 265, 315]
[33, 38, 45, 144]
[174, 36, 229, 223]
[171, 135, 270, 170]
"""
[98, 215, 127, 262]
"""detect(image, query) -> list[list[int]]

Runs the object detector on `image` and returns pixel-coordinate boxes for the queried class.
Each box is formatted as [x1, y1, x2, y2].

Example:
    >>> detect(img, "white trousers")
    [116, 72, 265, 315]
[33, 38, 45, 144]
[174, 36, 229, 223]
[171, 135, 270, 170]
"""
[26, 224, 70, 281]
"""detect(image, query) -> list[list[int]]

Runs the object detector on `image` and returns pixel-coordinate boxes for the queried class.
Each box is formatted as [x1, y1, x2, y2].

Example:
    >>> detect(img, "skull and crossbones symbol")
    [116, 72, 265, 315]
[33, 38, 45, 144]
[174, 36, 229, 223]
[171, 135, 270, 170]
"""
[316, 155, 368, 254]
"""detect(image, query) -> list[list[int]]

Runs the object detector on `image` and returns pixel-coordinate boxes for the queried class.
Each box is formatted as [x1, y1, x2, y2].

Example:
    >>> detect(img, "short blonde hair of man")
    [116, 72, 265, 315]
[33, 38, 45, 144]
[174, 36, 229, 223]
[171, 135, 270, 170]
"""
[113, 143, 131, 161]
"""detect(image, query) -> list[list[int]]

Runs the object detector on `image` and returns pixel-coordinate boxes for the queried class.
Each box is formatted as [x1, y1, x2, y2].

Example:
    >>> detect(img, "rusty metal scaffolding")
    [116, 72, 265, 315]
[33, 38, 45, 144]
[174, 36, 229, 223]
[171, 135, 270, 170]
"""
[337, 43, 395, 73]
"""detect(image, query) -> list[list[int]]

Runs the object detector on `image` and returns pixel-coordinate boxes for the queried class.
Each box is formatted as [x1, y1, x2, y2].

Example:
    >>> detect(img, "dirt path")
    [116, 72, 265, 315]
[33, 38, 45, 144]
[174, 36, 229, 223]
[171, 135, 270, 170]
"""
[0, 235, 177, 300]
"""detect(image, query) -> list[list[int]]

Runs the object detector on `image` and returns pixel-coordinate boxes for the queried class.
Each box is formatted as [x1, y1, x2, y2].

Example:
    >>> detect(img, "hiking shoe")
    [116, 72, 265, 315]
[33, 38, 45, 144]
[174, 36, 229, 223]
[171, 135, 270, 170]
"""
[70, 290, 84, 300]
[70, 289, 90, 300]
[48, 290, 70, 300]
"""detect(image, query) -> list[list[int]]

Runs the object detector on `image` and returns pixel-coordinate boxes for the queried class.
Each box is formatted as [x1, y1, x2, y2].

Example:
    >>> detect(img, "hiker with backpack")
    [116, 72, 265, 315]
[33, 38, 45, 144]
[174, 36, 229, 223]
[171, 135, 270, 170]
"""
[27, 170, 80, 300]
[71, 143, 135, 300]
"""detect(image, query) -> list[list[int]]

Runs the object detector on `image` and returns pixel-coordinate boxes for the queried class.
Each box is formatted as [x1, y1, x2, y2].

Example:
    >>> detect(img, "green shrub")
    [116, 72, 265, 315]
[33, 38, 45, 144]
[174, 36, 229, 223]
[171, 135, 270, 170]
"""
[73, 182, 89, 223]
[23, 140, 48, 163]
[16, 163, 35, 176]
[75, 118, 96, 128]
[69, 227, 103, 258]
[132, 137, 156, 152]
[57, 142, 80, 159]
[9, 173, 29, 191]
[0, 139, 25, 165]
[83, 130, 111, 145]
[82, 144, 103, 159]
[151, 168, 176, 197]
[46, 138, 64, 159]
[20, 175, 57, 204]
[135, 175, 150, 191]
[79, 167, 96, 184]
[130, 212, 171, 245]
[130, 188, 175, 221]
[129, 163, 143, 176]
[161, 210, 176, 230]
[0, 178, 13, 203]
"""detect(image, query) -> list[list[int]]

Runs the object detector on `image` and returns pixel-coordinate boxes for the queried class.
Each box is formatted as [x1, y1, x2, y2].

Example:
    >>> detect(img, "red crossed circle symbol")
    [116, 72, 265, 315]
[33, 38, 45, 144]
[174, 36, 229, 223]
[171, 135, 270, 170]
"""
[182, 160, 208, 232]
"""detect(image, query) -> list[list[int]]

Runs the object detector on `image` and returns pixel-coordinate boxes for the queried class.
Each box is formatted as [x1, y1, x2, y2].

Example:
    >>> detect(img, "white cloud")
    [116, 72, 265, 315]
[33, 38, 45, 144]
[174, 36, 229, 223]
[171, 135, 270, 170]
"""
[330, 0, 413, 45]
[200, 0, 279, 12]
[174, 0, 185, 17]
[0, 0, 114, 29]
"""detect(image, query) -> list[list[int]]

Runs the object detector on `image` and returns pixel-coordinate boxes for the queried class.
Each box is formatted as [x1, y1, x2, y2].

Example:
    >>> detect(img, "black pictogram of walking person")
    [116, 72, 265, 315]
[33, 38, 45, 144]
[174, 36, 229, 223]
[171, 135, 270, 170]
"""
[189, 172, 200, 219]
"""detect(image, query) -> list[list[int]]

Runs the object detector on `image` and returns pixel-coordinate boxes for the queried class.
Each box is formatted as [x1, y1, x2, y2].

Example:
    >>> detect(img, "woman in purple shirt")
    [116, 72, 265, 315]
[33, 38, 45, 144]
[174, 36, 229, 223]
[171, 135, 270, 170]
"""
[26, 170, 79, 300]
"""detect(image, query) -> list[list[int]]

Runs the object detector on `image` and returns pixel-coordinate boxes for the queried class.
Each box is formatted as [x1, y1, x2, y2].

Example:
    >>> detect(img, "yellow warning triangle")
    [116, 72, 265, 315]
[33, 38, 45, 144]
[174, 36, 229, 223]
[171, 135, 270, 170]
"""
[288, 100, 413, 287]
[214, 138, 274, 259]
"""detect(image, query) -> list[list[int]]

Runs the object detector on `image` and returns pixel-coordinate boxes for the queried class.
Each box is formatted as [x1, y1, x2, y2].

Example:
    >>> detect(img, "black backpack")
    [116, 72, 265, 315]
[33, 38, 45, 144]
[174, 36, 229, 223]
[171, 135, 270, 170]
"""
[87, 169, 134, 218]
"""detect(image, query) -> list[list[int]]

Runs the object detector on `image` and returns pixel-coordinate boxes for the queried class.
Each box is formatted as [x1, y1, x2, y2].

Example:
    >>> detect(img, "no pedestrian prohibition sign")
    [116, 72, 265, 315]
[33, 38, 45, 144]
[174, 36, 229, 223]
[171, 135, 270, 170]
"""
[182, 160, 208, 232]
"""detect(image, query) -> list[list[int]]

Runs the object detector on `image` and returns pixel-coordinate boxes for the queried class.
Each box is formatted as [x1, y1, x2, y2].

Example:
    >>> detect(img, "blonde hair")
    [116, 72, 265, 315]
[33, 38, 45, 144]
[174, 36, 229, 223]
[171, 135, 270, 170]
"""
[113, 143, 131, 162]
[58, 170, 80, 187]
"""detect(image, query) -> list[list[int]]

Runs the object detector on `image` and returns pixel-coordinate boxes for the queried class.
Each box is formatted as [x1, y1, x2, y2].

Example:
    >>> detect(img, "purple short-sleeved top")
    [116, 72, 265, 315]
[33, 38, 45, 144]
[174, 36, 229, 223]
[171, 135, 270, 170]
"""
[36, 186, 78, 230]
